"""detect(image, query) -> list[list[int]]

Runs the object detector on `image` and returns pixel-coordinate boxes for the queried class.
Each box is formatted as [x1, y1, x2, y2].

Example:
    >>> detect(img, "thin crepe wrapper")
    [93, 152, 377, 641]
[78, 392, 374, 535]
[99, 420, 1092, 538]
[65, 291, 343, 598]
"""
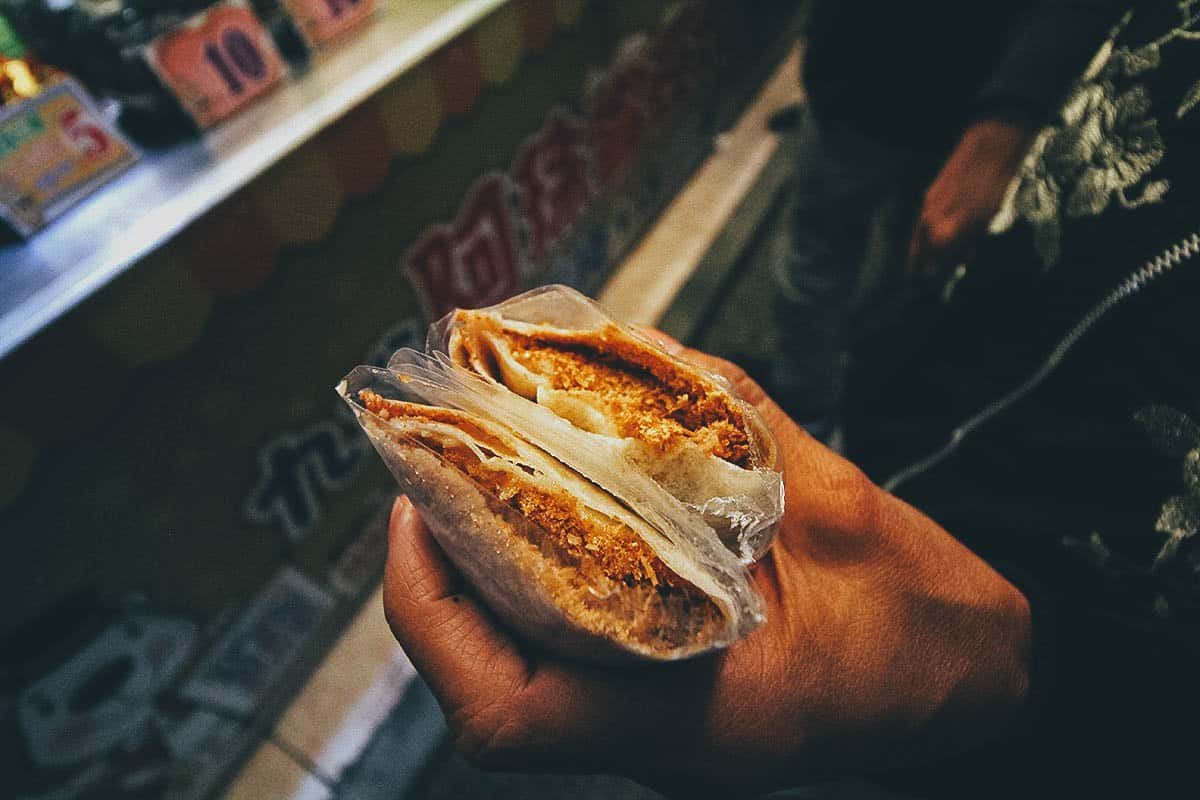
[430, 284, 784, 563]
[339, 285, 784, 660]
[340, 365, 740, 662]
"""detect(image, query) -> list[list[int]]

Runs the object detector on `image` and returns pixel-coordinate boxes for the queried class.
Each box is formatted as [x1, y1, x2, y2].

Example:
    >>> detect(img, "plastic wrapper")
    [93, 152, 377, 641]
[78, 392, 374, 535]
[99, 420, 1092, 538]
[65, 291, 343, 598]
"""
[338, 285, 784, 661]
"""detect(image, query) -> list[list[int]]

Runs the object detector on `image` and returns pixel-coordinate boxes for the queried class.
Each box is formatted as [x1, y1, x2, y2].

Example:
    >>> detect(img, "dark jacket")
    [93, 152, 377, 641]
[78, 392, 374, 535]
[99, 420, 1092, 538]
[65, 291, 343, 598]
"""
[803, 0, 1133, 151]
[844, 4, 1200, 793]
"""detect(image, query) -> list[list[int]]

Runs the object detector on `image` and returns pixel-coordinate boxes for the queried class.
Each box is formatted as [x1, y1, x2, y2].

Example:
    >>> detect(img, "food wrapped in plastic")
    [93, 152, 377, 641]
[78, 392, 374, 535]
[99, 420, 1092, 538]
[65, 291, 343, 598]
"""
[337, 285, 785, 661]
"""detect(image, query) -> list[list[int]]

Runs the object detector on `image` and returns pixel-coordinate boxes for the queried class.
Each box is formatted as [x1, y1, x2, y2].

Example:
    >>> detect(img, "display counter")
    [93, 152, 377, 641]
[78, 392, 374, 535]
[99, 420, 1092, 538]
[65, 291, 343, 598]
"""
[0, 0, 509, 361]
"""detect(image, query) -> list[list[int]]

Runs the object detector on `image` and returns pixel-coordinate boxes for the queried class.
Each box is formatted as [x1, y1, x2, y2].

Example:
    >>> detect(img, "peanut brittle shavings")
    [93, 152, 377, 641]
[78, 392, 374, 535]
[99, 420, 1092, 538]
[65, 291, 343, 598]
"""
[504, 332, 752, 466]
[360, 389, 682, 588]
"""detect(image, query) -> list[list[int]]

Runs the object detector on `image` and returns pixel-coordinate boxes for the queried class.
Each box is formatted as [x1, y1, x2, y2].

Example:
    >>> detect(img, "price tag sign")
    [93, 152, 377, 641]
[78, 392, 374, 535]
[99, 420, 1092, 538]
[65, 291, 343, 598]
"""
[282, 0, 377, 46]
[144, 0, 287, 129]
[0, 79, 138, 236]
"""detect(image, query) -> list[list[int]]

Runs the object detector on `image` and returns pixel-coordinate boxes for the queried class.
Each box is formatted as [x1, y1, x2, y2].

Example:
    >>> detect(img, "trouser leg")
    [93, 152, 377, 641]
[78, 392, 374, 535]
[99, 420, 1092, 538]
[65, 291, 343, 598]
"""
[771, 111, 916, 427]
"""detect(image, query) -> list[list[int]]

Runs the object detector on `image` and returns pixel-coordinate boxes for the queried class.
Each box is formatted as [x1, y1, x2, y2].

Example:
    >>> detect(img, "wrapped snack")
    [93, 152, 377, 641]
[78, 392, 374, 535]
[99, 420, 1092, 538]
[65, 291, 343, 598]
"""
[338, 285, 784, 661]
[439, 285, 783, 561]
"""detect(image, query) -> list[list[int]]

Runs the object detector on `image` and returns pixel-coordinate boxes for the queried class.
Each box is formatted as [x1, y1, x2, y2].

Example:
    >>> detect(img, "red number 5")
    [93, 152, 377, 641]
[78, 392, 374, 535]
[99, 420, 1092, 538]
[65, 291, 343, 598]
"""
[59, 108, 110, 156]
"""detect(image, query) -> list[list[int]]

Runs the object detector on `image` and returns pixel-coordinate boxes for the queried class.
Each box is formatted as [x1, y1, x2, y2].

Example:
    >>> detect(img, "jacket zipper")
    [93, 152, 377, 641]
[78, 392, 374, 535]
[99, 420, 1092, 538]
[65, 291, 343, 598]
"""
[883, 230, 1200, 493]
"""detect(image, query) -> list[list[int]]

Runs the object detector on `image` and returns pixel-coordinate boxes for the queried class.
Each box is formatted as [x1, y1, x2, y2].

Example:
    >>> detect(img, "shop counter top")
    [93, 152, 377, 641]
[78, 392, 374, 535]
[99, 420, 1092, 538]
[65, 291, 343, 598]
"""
[0, 0, 509, 362]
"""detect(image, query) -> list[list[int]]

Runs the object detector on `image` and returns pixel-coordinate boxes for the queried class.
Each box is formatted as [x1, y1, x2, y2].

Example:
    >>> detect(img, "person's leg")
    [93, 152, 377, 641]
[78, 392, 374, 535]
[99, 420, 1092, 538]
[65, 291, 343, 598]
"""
[770, 111, 924, 443]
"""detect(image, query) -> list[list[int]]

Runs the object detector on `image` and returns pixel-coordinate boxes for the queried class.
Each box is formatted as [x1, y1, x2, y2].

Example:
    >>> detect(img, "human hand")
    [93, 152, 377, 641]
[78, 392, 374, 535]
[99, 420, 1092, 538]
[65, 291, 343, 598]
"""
[907, 118, 1038, 277]
[382, 338, 1030, 797]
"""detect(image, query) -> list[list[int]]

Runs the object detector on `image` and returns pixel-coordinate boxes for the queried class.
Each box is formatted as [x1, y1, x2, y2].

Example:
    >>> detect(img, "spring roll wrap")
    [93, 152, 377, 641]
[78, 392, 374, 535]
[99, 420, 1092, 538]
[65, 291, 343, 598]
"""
[439, 285, 783, 562]
[348, 391, 730, 660]
[338, 286, 784, 661]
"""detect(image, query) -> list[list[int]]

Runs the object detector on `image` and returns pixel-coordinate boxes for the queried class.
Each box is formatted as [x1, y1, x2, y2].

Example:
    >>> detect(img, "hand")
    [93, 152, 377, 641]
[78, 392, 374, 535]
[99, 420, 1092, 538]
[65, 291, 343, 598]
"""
[907, 118, 1038, 277]
[382, 338, 1030, 797]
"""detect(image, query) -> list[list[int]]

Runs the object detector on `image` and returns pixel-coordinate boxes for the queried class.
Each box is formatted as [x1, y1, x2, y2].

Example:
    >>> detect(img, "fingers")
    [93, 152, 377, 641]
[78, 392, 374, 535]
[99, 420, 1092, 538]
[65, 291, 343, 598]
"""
[908, 118, 1037, 280]
[907, 212, 971, 279]
[629, 324, 767, 405]
[905, 219, 927, 277]
[382, 496, 534, 719]
[668, 345, 876, 528]
[677, 347, 768, 405]
[384, 496, 462, 602]
[674, 346, 798, 442]
[661, 341, 887, 544]
[512, 655, 721, 774]
[383, 497, 655, 772]
[383, 495, 714, 772]
[631, 325, 788, 427]
[630, 323, 686, 355]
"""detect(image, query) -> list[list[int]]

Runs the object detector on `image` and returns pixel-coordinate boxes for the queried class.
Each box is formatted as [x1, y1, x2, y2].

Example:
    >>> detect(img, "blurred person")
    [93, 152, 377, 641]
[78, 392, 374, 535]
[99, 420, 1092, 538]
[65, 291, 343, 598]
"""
[772, 0, 1133, 439]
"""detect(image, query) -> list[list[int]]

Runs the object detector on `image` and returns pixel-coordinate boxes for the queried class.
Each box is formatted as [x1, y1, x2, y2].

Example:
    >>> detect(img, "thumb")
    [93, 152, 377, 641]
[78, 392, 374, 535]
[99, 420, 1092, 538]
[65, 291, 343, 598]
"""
[383, 496, 533, 716]
[629, 323, 686, 355]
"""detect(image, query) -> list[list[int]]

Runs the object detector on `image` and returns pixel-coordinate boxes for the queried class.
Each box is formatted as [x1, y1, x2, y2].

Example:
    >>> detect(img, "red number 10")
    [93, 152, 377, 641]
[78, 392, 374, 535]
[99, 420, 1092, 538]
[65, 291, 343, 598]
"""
[203, 29, 267, 95]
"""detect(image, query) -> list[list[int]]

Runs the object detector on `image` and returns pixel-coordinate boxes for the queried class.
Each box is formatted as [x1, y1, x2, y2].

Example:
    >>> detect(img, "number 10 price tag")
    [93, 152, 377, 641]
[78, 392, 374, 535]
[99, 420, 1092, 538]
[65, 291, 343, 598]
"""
[145, 0, 287, 129]
[283, 0, 377, 45]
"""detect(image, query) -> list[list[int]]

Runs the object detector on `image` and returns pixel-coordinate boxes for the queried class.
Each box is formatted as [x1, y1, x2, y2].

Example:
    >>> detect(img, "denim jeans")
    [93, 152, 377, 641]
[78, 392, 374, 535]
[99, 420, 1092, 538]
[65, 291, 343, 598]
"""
[772, 109, 939, 424]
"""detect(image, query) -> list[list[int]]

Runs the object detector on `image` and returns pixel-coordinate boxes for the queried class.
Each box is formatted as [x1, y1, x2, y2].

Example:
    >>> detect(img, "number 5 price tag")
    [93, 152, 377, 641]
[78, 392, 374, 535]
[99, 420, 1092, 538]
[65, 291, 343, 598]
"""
[0, 80, 139, 235]
[282, 0, 377, 46]
[145, 0, 287, 129]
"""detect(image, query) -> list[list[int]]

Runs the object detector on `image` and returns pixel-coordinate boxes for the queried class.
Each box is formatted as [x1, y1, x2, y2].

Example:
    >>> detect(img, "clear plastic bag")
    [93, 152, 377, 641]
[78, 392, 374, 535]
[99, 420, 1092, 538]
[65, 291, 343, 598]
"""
[338, 285, 784, 661]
